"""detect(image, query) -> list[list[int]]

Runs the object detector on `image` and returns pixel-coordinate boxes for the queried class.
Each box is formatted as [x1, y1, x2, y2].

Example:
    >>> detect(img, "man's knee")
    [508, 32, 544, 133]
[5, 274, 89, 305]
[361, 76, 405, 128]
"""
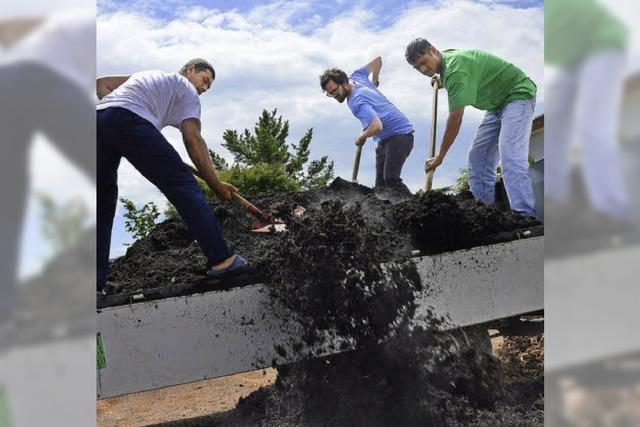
[467, 162, 485, 184]
[501, 154, 530, 177]
[468, 142, 486, 166]
[383, 176, 403, 187]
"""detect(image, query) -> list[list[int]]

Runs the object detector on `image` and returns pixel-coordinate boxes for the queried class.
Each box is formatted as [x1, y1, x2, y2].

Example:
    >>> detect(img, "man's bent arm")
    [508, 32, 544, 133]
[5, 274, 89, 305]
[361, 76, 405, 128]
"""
[357, 116, 383, 145]
[180, 118, 222, 188]
[96, 76, 129, 100]
[437, 108, 464, 160]
[362, 116, 383, 138]
[365, 56, 382, 86]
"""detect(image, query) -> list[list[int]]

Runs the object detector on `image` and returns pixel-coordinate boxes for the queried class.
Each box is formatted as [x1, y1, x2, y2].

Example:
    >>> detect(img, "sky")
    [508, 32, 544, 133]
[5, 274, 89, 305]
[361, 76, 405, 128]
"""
[95, 0, 545, 258]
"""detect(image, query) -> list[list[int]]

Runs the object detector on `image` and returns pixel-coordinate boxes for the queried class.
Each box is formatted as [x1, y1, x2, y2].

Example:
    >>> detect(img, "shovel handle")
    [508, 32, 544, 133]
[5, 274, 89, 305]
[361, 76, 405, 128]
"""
[352, 144, 363, 182]
[232, 193, 265, 219]
[183, 162, 268, 222]
[425, 78, 440, 192]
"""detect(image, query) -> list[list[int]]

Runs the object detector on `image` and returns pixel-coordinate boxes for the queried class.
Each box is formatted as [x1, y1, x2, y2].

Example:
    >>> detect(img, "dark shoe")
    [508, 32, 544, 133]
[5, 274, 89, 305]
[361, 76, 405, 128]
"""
[207, 255, 248, 278]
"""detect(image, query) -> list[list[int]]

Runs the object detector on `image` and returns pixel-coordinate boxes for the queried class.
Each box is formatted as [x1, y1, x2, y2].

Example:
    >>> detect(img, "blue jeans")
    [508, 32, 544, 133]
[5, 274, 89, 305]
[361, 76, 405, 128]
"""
[468, 98, 536, 217]
[97, 107, 232, 290]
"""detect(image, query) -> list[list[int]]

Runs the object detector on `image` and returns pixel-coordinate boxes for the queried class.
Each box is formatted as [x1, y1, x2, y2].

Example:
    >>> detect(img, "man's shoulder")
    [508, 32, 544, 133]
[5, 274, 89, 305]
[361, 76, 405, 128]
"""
[144, 71, 197, 97]
[446, 49, 505, 66]
[349, 66, 370, 84]
[443, 49, 474, 64]
[131, 70, 186, 85]
[443, 49, 482, 79]
[349, 84, 376, 105]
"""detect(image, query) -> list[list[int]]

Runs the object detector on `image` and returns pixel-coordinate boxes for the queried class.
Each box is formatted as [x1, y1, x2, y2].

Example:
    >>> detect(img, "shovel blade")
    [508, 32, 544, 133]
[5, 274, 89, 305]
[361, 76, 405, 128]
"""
[251, 223, 287, 233]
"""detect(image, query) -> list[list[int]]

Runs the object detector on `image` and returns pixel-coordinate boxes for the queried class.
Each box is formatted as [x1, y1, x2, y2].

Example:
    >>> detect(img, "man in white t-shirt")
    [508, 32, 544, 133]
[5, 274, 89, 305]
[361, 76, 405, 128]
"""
[96, 58, 247, 292]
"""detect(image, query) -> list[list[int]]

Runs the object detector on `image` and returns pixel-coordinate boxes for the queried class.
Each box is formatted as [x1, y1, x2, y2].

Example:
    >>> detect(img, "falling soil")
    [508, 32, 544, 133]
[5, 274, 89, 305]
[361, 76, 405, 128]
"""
[262, 199, 422, 351]
[222, 200, 539, 426]
[106, 178, 542, 426]
[150, 335, 544, 427]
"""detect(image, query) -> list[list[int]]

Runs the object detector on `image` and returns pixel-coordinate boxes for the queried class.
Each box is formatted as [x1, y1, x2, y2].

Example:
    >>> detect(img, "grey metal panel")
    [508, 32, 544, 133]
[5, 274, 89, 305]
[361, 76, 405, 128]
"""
[97, 237, 543, 398]
[97, 285, 303, 398]
[415, 236, 543, 327]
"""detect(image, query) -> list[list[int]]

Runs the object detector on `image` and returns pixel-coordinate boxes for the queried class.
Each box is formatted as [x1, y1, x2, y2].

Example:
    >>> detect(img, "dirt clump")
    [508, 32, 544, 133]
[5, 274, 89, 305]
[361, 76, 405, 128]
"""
[391, 190, 536, 254]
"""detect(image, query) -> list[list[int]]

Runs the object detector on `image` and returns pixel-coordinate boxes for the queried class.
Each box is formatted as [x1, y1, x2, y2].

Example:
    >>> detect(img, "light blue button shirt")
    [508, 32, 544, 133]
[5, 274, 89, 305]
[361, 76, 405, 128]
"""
[347, 67, 414, 143]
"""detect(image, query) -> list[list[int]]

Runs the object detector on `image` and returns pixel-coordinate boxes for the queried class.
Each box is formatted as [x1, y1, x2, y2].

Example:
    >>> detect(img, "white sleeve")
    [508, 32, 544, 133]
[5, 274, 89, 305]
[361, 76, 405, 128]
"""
[172, 81, 201, 126]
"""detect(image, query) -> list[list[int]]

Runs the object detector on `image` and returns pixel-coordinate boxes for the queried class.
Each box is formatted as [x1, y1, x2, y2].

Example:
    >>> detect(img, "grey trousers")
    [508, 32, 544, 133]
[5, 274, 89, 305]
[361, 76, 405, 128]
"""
[375, 132, 414, 194]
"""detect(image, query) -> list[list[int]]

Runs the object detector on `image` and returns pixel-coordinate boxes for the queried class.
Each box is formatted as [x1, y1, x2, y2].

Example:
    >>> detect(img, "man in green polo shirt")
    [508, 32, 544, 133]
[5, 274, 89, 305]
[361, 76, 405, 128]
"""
[405, 38, 537, 217]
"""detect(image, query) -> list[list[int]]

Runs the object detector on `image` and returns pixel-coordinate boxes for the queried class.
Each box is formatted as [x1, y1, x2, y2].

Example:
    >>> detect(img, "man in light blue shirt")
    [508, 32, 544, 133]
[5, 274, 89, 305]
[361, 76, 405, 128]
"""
[320, 57, 415, 194]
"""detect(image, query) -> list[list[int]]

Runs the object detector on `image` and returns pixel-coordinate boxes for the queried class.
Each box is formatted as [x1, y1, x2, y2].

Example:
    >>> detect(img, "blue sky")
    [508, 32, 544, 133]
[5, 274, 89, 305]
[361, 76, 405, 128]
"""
[97, 0, 544, 258]
[98, 0, 544, 23]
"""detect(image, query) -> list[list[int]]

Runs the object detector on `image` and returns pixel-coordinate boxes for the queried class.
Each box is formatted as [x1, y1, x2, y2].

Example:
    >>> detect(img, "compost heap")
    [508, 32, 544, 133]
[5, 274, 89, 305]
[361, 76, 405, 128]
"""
[105, 178, 534, 295]
[108, 178, 542, 426]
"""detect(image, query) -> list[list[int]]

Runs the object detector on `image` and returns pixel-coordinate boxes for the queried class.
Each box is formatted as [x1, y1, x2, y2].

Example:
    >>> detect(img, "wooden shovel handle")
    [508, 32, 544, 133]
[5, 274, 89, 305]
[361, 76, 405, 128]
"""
[183, 162, 268, 221]
[425, 78, 439, 191]
[352, 144, 363, 182]
[232, 193, 262, 217]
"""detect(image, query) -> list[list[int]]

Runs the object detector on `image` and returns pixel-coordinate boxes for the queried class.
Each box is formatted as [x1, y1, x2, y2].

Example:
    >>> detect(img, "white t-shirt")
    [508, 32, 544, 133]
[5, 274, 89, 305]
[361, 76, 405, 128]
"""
[96, 70, 201, 130]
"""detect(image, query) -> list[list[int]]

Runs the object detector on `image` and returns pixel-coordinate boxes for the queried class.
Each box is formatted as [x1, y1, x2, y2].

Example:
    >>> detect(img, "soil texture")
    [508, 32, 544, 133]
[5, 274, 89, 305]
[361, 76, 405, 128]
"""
[105, 179, 537, 295]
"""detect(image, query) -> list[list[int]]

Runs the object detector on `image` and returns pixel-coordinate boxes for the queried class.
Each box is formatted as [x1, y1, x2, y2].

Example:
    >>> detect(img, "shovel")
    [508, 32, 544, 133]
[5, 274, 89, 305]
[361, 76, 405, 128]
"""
[352, 144, 363, 183]
[183, 162, 285, 232]
[424, 77, 440, 192]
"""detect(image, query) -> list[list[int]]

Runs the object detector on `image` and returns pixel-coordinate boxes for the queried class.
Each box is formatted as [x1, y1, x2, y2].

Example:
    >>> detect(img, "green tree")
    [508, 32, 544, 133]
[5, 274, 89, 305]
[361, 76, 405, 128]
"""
[302, 157, 335, 190]
[209, 148, 229, 171]
[36, 193, 89, 252]
[220, 109, 334, 195]
[451, 168, 471, 195]
[163, 203, 179, 220]
[220, 164, 300, 197]
[120, 198, 160, 241]
[450, 166, 504, 195]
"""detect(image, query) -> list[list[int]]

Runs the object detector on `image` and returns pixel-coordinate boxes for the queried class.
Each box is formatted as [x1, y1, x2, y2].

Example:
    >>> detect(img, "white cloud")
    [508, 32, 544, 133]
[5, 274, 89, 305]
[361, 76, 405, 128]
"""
[97, 0, 543, 203]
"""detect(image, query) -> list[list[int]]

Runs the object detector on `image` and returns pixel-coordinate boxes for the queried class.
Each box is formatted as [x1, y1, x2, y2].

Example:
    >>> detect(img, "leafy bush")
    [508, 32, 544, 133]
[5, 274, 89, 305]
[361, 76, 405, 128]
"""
[219, 109, 334, 195]
[120, 198, 160, 241]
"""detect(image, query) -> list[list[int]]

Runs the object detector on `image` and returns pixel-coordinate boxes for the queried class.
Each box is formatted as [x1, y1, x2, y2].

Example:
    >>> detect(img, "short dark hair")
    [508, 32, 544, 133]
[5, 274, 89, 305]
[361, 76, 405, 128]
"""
[180, 58, 215, 80]
[405, 38, 433, 65]
[319, 68, 348, 91]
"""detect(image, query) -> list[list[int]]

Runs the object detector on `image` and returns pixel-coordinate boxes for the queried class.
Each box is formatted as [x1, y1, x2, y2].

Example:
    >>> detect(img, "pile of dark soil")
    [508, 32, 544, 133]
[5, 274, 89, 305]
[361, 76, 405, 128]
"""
[391, 190, 535, 254]
[105, 178, 537, 295]
[229, 348, 502, 426]
[151, 336, 544, 427]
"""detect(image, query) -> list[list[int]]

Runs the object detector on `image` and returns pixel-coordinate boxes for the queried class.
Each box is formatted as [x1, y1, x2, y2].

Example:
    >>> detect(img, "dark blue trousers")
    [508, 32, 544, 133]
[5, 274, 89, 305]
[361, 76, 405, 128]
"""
[375, 132, 414, 194]
[97, 107, 232, 290]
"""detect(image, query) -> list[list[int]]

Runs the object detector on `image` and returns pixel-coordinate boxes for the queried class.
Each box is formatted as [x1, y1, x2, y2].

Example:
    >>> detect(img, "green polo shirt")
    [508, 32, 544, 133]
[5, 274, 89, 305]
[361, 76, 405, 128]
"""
[441, 49, 536, 113]
[545, 0, 628, 69]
